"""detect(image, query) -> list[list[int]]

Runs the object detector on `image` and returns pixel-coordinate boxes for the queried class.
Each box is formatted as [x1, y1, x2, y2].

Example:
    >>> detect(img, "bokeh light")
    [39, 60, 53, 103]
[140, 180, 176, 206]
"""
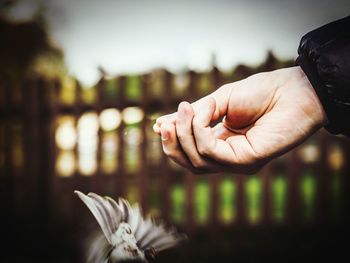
[101, 133, 118, 174]
[99, 108, 122, 132]
[298, 143, 320, 163]
[77, 112, 99, 132]
[56, 151, 75, 177]
[77, 112, 99, 176]
[123, 126, 143, 146]
[145, 116, 162, 165]
[122, 107, 144, 125]
[55, 117, 77, 150]
[78, 153, 97, 176]
[328, 144, 344, 171]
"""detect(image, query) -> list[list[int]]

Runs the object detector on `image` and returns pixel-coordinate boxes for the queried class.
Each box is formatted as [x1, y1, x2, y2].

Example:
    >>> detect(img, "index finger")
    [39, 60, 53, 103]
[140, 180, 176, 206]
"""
[153, 113, 177, 134]
[154, 83, 232, 133]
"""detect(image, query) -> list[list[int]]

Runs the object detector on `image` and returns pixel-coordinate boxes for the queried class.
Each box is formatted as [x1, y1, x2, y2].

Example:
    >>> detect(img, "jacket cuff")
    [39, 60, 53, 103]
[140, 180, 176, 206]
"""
[296, 54, 346, 136]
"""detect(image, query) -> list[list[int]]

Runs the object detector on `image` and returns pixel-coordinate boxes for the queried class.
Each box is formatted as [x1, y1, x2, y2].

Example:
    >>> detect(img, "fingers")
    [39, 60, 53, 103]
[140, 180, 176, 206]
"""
[191, 98, 237, 164]
[160, 115, 221, 174]
[156, 94, 266, 174]
[191, 97, 264, 173]
[154, 83, 232, 134]
[212, 122, 236, 140]
[153, 113, 177, 134]
[175, 102, 204, 168]
[158, 99, 262, 173]
[192, 97, 216, 155]
[160, 122, 194, 171]
[175, 101, 220, 171]
[224, 135, 266, 174]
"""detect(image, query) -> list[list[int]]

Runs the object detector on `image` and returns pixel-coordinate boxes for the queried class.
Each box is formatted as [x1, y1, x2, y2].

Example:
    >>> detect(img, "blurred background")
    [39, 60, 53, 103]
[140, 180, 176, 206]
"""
[1, 0, 350, 262]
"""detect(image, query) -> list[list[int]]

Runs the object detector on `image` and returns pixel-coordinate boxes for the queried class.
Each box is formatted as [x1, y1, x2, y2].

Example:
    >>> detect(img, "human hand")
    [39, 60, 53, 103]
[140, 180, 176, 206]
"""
[153, 66, 327, 174]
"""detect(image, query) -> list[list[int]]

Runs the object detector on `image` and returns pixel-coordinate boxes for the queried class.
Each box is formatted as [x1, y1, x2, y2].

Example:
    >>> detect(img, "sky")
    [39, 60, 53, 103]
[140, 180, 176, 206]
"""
[4, 0, 350, 85]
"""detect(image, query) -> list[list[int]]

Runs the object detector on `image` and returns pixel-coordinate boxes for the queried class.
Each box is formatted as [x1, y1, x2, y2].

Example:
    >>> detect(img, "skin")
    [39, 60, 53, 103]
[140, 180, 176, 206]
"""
[153, 66, 328, 174]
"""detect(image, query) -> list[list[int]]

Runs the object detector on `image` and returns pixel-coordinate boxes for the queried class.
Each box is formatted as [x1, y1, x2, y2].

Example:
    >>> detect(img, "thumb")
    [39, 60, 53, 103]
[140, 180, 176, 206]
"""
[192, 96, 216, 127]
[192, 97, 217, 154]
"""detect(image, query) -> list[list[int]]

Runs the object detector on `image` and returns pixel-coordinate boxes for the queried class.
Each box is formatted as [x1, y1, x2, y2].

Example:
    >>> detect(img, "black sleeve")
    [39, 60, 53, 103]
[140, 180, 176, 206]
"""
[296, 16, 350, 137]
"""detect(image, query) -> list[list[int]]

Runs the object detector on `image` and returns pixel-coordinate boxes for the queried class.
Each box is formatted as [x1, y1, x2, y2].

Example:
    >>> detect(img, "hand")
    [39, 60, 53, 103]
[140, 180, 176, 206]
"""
[153, 66, 327, 174]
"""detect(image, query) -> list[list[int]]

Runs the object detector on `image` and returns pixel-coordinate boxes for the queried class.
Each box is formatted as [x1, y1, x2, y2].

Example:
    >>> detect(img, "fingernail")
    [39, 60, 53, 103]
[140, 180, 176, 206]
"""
[161, 129, 169, 141]
[153, 123, 160, 133]
[178, 101, 189, 114]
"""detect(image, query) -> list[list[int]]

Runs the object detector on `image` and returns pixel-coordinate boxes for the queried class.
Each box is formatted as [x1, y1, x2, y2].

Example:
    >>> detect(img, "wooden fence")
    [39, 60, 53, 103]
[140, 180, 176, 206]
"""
[1, 53, 350, 261]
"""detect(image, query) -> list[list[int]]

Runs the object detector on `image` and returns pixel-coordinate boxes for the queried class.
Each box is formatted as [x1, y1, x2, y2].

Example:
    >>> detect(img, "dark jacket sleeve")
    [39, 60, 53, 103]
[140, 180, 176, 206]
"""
[296, 16, 350, 137]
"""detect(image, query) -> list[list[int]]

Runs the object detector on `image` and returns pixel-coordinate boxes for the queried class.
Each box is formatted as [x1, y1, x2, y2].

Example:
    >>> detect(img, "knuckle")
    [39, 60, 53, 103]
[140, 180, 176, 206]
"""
[192, 117, 202, 128]
[162, 147, 171, 157]
[162, 146, 175, 158]
[191, 159, 205, 169]
[168, 151, 180, 160]
[220, 83, 231, 91]
[237, 150, 262, 167]
[176, 131, 187, 141]
[197, 144, 212, 156]
[220, 83, 236, 94]
[191, 158, 212, 171]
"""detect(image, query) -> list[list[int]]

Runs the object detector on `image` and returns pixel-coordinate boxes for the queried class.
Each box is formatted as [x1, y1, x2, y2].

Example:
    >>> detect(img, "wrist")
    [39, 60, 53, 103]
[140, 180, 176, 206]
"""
[295, 66, 328, 126]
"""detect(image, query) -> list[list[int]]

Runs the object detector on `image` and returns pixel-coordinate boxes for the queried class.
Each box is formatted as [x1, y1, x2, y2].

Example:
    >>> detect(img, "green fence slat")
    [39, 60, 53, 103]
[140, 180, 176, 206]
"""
[194, 180, 211, 225]
[126, 75, 141, 102]
[171, 184, 186, 224]
[219, 177, 236, 223]
[300, 171, 317, 220]
[245, 176, 262, 224]
[272, 175, 287, 223]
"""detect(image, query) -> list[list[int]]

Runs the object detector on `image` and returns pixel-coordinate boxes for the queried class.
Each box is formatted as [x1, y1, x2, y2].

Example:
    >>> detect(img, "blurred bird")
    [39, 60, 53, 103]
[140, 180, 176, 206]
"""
[74, 191, 186, 263]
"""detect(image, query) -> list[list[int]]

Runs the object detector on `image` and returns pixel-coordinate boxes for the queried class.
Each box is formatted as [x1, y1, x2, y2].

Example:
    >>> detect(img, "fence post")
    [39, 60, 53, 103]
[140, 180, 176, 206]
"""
[0, 78, 14, 217]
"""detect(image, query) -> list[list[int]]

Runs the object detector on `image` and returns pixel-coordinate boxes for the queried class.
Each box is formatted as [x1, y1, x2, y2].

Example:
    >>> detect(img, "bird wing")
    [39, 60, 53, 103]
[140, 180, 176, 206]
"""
[127, 205, 186, 252]
[75, 191, 186, 252]
[74, 190, 124, 245]
[85, 232, 113, 263]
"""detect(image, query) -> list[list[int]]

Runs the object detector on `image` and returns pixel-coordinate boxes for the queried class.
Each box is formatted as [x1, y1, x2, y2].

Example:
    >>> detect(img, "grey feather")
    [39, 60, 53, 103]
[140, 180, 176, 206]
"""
[85, 232, 112, 263]
[74, 190, 115, 245]
[88, 193, 118, 234]
[75, 191, 186, 262]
